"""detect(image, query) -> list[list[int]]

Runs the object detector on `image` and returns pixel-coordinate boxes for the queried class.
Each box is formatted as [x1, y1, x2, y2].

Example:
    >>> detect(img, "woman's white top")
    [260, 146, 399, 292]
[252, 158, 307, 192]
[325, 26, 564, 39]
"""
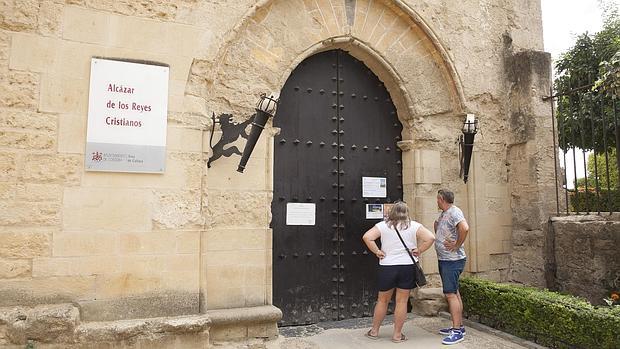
[376, 220, 421, 266]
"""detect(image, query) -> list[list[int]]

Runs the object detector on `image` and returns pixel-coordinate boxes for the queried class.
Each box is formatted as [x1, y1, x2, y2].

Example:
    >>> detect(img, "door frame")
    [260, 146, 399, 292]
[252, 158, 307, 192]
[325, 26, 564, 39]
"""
[270, 49, 405, 324]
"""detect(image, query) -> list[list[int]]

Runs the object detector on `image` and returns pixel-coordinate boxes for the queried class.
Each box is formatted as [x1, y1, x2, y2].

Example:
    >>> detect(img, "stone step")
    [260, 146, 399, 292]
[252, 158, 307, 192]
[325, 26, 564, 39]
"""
[76, 313, 211, 343]
[0, 303, 280, 348]
[411, 287, 448, 316]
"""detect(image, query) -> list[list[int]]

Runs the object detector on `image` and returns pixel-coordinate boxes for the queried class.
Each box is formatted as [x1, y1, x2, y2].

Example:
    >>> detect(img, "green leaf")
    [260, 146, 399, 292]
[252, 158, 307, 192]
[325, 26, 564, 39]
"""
[461, 277, 620, 349]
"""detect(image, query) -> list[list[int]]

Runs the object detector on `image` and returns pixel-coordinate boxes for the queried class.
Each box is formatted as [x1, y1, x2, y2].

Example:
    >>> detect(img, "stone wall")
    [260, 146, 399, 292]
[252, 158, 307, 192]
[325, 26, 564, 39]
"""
[547, 215, 620, 304]
[194, 0, 551, 282]
[1, 0, 213, 320]
[502, 38, 557, 287]
[0, 0, 553, 338]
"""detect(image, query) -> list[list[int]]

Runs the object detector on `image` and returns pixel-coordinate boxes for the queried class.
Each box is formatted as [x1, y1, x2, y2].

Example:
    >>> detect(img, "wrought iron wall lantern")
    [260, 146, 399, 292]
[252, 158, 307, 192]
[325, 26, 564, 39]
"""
[237, 92, 279, 172]
[459, 113, 479, 183]
[207, 93, 279, 171]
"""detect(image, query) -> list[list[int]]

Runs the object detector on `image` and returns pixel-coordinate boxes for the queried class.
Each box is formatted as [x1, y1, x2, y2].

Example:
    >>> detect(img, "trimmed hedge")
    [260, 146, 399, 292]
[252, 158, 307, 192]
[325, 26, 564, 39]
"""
[569, 189, 620, 212]
[460, 277, 620, 349]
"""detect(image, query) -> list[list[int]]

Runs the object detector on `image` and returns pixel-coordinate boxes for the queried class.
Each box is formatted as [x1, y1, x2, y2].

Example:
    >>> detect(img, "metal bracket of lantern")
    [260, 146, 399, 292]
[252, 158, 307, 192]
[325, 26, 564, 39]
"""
[459, 114, 479, 183]
[237, 92, 279, 173]
[207, 112, 253, 168]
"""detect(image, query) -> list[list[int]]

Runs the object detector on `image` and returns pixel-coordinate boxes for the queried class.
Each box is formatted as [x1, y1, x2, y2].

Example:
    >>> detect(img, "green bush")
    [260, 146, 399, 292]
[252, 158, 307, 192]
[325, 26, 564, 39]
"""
[568, 189, 620, 212]
[460, 277, 620, 349]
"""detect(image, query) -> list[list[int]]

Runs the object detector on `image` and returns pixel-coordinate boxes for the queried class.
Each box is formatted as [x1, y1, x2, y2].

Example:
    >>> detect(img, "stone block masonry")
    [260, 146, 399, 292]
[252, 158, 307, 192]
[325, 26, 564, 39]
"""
[548, 215, 620, 304]
[0, 0, 554, 344]
[0, 303, 280, 346]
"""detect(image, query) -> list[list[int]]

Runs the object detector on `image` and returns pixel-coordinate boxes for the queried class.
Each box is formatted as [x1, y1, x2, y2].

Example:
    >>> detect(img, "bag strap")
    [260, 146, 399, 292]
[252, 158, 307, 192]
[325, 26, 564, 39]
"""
[394, 226, 417, 264]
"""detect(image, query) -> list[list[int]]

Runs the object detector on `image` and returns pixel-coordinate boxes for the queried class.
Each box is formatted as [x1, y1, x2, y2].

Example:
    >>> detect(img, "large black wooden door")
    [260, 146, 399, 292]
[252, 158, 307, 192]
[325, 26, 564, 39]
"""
[272, 49, 403, 326]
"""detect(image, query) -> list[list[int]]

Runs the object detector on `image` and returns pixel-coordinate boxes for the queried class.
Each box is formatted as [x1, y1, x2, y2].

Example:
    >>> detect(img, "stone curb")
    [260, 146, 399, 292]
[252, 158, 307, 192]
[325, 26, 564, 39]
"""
[76, 314, 212, 342]
[207, 305, 282, 327]
[549, 213, 620, 222]
[438, 312, 547, 349]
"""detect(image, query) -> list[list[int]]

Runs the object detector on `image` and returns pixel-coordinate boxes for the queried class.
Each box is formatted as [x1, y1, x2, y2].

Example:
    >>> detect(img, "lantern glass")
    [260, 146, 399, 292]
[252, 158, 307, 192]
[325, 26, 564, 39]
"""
[462, 114, 478, 134]
[256, 92, 279, 116]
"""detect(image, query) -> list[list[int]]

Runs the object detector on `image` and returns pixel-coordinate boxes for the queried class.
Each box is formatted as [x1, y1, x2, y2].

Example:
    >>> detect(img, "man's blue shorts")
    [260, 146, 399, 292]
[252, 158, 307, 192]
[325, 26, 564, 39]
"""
[438, 259, 466, 294]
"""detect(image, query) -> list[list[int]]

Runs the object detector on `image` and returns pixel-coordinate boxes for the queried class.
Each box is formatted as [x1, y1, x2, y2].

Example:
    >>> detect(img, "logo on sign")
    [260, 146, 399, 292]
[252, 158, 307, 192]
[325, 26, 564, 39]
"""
[91, 152, 103, 162]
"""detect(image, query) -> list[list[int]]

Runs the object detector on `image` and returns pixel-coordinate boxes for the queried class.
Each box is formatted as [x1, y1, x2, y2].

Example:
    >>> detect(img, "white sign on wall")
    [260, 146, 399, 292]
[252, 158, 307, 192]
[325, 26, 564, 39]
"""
[85, 58, 170, 173]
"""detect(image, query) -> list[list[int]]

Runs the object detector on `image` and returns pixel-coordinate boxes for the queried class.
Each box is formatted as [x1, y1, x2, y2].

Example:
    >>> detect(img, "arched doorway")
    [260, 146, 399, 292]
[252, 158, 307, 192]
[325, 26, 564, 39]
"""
[272, 49, 403, 325]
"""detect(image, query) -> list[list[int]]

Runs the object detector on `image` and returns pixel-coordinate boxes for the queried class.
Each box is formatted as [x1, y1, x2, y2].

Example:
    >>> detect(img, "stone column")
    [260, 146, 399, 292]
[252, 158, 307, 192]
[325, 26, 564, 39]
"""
[399, 141, 443, 277]
[504, 45, 557, 287]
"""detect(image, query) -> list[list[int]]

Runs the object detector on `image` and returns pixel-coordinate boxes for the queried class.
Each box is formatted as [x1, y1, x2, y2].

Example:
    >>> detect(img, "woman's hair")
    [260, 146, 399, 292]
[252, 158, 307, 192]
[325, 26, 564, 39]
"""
[386, 201, 410, 230]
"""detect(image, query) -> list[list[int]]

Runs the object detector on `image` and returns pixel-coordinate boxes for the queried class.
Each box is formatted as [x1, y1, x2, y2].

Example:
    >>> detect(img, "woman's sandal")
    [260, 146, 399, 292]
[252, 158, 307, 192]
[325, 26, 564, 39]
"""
[365, 330, 379, 340]
[391, 334, 408, 343]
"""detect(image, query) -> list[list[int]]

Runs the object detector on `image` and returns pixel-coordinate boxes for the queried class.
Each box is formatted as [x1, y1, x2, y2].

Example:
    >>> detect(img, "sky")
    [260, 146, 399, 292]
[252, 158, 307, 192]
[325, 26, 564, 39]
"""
[541, 0, 612, 60]
[540, 0, 618, 187]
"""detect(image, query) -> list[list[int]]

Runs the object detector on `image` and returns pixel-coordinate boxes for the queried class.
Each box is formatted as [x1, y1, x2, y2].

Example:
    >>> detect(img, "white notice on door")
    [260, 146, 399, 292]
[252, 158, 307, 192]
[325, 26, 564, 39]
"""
[362, 177, 387, 198]
[366, 204, 384, 219]
[286, 203, 316, 226]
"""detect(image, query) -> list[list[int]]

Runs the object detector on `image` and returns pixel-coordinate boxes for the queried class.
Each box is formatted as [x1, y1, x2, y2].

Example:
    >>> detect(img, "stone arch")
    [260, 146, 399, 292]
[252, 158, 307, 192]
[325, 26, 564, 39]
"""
[201, 0, 466, 123]
[197, 2, 469, 307]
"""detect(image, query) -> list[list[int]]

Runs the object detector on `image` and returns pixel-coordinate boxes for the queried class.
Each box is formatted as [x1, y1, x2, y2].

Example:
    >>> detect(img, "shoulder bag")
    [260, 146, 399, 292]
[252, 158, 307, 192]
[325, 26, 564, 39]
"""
[394, 226, 427, 287]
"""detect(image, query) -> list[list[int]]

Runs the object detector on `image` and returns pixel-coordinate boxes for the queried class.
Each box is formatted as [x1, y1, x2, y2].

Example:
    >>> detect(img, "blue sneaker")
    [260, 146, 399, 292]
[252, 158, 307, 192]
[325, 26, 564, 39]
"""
[439, 326, 465, 336]
[442, 329, 464, 345]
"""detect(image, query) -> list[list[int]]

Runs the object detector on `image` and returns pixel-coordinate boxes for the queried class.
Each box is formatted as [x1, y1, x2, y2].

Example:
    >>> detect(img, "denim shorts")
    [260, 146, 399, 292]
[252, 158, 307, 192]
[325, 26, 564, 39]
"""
[438, 258, 466, 294]
[377, 265, 416, 291]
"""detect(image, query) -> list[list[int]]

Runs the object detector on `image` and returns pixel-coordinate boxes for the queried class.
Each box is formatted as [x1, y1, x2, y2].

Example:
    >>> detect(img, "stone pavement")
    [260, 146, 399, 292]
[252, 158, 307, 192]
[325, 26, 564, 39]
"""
[211, 315, 544, 349]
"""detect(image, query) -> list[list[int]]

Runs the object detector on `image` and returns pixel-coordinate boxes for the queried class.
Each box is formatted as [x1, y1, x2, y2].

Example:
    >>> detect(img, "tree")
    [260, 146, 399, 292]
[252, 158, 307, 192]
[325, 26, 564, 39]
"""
[594, 50, 620, 98]
[572, 149, 620, 212]
[575, 148, 619, 189]
[554, 12, 620, 152]
[595, 1, 620, 99]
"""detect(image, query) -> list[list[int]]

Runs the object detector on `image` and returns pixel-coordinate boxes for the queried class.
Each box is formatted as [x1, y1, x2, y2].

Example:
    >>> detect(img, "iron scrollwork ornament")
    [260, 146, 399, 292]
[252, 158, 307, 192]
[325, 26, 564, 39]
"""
[207, 113, 253, 168]
[207, 93, 279, 171]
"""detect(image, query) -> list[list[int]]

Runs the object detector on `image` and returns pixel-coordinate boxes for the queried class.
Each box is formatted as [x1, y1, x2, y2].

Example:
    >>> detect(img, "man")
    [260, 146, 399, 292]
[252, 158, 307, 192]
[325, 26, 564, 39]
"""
[434, 189, 469, 345]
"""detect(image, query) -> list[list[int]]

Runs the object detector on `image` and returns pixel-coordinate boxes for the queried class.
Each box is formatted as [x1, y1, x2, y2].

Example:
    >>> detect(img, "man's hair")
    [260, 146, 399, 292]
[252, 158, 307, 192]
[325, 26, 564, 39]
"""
[437, 189, 455, 204]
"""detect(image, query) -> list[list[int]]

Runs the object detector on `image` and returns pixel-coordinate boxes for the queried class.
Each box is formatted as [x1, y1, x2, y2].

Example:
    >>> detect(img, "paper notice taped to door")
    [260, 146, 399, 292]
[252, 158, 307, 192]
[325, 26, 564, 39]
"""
[362, 177, 387, 198]
[286, 203, 316, 225]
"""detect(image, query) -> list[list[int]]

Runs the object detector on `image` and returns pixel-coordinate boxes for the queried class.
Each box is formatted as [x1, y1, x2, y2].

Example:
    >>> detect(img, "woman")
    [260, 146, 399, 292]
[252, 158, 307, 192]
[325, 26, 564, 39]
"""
[362, 201, 435, 343]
